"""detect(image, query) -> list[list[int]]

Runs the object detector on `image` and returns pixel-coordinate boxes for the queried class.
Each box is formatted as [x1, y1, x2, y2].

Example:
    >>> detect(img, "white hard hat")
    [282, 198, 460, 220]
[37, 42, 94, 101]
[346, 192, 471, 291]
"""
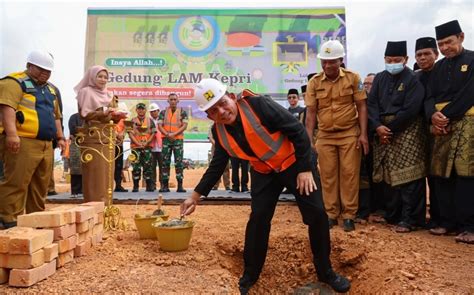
[26, 50, 54, 71]
[317, 40, 345, 60]
[149, 103, 160, 112]
[194, 78, 227, 111]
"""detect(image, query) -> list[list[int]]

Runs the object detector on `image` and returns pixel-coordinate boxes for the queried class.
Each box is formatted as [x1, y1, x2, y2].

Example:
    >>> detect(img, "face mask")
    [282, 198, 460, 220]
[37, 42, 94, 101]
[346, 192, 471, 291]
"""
[385, 63, 405, 75]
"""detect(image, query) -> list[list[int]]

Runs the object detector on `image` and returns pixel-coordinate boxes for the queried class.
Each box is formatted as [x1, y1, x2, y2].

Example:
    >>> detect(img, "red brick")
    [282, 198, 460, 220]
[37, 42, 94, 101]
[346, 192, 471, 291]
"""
[17, 211, 70, 228]
[56, 250, 74, 268]
[74, 239, 92, 257]
[47, 206, 76, 224]
[9, 259, 56, 287]
[76, 219, 94, 234]
[97, 213, 104, 224]
[0, 268, 9, 284]
[80, 202, 105, 214]
[0, 228, 35, 253]
[91, 231, 103, 247]
[92, 223, 104, 236]
[43, 244, 58, 263]
[52, 223, 76, 241]
[8, 230, 54, 255]
[74, 206, 95, 223]
[78, 230, 92, 244]
[57, 234, 78, 254]
[0, 249, 44, 269]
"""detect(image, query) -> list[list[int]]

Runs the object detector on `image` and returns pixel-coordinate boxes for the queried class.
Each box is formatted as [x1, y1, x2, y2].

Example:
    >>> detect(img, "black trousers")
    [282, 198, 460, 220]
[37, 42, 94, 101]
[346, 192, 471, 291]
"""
[70, 174, 82, 195]
[114, 145, 124, 185]
[230, 158, 249, 190]
[434, 174, 474, 232]
[242, 163, 331, 282]
[383, 178, 426, 227]
[151, 151, 163, 186]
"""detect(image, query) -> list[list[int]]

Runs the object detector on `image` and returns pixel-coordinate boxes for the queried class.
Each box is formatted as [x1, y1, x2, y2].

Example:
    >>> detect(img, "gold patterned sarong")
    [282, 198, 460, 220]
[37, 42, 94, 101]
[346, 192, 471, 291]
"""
[373, 116, 427, 186]
[431, 115, 474, 178]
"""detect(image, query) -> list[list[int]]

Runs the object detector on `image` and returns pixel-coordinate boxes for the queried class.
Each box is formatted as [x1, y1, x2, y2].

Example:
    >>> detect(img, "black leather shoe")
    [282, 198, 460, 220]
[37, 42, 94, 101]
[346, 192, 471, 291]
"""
[318, 269, 351, 293]
[238, 275, 257, 295]
[328, 218, 338, 229]
[241, 186, 250, 193]
[47, 191, 58, 196]
[114, 186, 128, 192]
[3, 221, 17, 229]
[225, 186, 231, 191]
[343, 219, 355, 232]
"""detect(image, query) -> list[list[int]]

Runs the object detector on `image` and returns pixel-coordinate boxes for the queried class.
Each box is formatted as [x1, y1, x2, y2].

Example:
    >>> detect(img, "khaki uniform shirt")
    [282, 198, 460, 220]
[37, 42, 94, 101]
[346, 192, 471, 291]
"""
[0, 77, 62, 119]
[305, 68, 366, 139]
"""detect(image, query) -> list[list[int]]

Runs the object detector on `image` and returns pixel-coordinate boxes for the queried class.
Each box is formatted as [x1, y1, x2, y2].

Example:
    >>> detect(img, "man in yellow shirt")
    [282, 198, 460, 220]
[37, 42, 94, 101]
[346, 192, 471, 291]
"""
[0, 51, 65, 228]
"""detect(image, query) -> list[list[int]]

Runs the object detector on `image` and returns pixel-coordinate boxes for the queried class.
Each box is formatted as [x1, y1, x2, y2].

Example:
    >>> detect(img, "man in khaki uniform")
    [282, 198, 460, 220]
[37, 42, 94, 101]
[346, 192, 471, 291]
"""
[0, 51, 65, 228]
[305, 40, 369, 232]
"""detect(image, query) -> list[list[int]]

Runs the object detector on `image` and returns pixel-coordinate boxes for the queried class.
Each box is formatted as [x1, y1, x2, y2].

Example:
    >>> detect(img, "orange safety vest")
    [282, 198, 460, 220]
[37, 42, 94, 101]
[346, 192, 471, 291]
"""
[131, 116, 153, 148]
[215, 91, 296, 174]
[161, 107, 184, 140]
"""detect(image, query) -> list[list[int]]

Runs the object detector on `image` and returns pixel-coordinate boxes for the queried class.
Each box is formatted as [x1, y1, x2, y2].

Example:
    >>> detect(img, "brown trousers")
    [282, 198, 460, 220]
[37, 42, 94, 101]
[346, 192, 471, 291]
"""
[316, 136, 361, 219]
[0, 136, 53, 222]
[48, 149, 56, 192]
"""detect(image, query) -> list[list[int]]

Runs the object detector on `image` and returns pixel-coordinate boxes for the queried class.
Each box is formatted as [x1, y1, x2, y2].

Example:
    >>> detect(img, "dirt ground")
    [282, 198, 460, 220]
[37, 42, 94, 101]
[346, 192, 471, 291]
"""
[2, 167, 472, 293]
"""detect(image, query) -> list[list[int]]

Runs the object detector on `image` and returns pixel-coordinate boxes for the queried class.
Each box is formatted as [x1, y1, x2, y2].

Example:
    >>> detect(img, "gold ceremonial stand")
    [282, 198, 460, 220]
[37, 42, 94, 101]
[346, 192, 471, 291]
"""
[75, 120, 138, 231]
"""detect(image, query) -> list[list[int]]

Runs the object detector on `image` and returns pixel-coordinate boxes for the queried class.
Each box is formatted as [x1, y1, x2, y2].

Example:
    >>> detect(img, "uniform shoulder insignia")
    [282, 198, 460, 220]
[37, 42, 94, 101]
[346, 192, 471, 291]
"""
[47, 84, 57, 96]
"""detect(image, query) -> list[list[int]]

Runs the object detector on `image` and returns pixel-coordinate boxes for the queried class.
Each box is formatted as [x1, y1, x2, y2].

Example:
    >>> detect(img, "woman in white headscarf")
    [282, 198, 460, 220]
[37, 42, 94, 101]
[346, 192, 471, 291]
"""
[74, 65, 126, 203]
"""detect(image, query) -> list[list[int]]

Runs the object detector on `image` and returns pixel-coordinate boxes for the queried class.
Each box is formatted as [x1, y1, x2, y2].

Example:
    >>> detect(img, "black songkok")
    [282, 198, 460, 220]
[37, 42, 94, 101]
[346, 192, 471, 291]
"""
[435, 20, 462, 40]
[415, 37, 437, 51]
[385, 41, 407, 57]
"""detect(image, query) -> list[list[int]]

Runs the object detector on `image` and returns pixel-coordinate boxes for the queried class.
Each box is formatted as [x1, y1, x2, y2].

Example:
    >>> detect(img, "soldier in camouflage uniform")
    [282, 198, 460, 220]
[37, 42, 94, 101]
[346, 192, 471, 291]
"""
[157, 93, 188, 192]
[128, 103, 156, 192]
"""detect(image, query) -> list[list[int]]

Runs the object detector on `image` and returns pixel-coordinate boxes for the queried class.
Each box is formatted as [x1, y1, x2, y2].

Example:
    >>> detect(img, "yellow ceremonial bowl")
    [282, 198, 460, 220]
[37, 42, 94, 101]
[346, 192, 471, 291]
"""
[134, 214, 169, 239]
[152, 220, 195, 251]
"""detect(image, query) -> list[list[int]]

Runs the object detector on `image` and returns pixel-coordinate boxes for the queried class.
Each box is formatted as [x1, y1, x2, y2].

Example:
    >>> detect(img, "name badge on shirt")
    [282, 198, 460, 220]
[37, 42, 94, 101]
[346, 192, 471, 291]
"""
[461, 64, 468, 72]
[397, 83, 404, 91]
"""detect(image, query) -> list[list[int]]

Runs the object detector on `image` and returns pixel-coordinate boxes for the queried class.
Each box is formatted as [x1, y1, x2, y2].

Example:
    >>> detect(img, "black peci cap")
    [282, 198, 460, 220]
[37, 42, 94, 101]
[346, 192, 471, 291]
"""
[415, 37, 437, 51]
[435, 20, 462, 40]
[385, 41, 407, 57]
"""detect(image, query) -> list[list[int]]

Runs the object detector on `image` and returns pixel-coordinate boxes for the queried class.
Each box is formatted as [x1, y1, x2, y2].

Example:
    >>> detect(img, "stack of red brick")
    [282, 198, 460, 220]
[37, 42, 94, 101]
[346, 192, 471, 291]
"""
[0, 202, 104, 287]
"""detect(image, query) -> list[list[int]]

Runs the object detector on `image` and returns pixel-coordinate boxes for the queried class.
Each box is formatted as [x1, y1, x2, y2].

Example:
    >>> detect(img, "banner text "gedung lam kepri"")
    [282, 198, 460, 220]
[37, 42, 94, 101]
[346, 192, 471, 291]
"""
[108, 72, 251, 87]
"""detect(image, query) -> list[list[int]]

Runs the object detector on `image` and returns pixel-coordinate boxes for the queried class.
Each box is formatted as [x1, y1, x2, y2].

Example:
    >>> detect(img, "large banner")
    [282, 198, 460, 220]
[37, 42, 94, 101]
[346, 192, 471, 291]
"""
[86, 8, 346, 141]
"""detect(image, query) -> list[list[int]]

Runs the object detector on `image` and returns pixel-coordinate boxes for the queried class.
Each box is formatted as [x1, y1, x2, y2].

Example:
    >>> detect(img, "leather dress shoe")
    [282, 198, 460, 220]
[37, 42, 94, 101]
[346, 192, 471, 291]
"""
[343, 219, 355, 232]
[238, 274, 257, 295]
[328, 218, 338, 229]
[114, 186, 128, 192]
[318, 269, 351, 293]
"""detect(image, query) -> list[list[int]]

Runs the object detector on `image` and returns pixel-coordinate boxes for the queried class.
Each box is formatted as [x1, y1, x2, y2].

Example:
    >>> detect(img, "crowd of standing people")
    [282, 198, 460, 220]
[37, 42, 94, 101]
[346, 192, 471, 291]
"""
[0, 17, 472, 295]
